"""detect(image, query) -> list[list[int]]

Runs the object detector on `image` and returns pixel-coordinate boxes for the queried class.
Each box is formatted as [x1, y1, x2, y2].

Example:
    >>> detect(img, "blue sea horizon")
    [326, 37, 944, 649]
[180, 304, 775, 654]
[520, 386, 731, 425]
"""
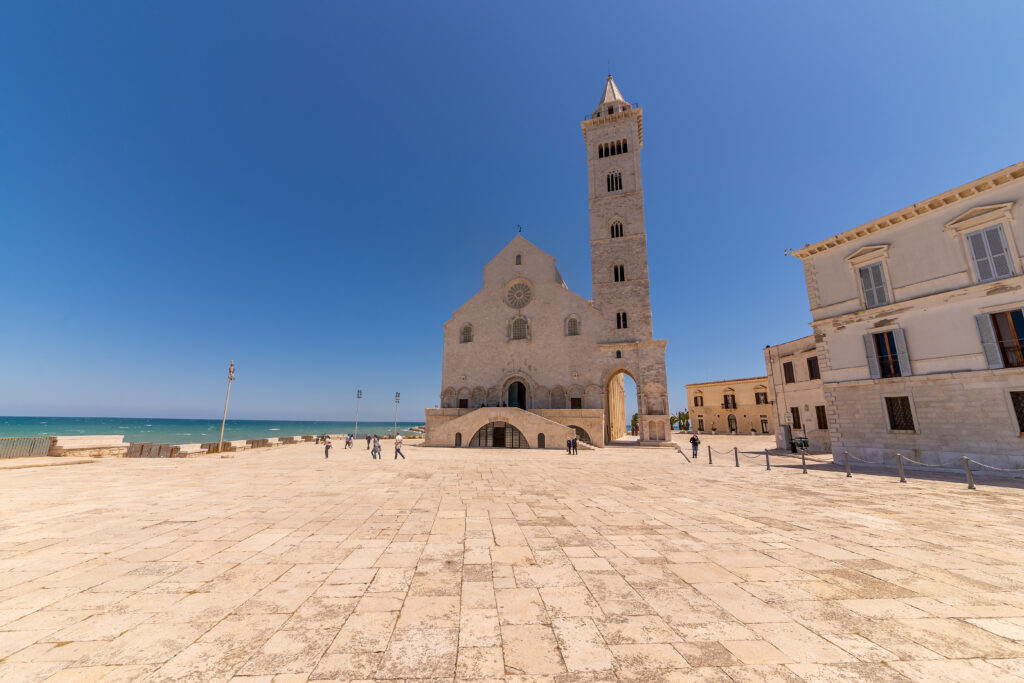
[0, 416, 423, 445]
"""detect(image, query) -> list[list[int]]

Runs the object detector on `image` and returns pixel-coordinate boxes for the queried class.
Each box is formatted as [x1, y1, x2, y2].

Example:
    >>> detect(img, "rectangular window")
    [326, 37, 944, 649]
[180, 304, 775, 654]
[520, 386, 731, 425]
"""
[790, 407, 801, 430]
[1012, 392, 1024, 434]
[815, 405, 828, 430]
[693, 396, 703, 407]
[760, 418, 770, 434]
[967, 225, 1014, 283]
[783, 362, 795, 384]
[616, 312, 628, 329]
[992, 310, 1024, 368]
[874, 331, 902, 378]
[458, 399, 468, 409]
[723, 395, 736, 409]
[570, 397, 582, 409]
[885, 396, 915, 431]
[859, 262, 889, 308]
[807, 356, 820, 381]
[697, 418, 704, 431]
[754, 391, 768, 405]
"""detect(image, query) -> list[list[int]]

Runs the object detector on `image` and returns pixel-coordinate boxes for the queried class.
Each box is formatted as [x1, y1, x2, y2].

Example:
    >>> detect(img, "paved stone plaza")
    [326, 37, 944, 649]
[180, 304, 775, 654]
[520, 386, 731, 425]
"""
[3, 436, 1024, 682]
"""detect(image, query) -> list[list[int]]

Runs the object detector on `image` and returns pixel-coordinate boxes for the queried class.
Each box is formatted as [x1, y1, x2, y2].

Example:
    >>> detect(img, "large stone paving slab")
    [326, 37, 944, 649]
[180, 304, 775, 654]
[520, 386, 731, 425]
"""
[1, 436, 1024, 681]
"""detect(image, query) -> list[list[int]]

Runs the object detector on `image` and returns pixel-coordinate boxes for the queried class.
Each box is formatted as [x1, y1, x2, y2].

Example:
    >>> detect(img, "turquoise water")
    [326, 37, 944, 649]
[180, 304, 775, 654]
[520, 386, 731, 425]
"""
[0, 417, 422, 445]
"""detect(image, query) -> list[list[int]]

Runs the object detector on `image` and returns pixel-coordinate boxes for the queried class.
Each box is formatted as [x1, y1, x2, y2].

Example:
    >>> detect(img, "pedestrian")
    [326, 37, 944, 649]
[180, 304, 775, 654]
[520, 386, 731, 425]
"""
[324, 435, 332, 459]
[366, 434, 372, 449]
[566, 438, 572, 454]
[689, 433, 700, 459]
[345, 434, 353, 449]
[571, 436, 578, 455]
[372, 436, 381, 460]
[315, 435, 320, 445]
[394, 433, 405, 459]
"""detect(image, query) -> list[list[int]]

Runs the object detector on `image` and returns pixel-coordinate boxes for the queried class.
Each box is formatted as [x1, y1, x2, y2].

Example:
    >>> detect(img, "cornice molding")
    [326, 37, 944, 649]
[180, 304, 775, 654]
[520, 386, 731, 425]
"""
[792, 161, 1024, 259]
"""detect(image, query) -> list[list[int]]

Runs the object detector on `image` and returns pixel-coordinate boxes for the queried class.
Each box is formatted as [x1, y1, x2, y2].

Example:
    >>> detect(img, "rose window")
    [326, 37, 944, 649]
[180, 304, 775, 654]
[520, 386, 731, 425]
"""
[506, 283, 532, 309]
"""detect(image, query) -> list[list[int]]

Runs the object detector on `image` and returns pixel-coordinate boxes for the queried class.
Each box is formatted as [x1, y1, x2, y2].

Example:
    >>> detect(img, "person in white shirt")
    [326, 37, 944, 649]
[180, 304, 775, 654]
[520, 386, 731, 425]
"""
[394, 433, 405, 459]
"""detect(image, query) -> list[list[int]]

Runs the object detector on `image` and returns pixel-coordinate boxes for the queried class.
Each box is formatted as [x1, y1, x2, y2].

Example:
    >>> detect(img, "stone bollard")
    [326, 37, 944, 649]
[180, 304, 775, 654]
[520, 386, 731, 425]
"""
[844, 451, 852, 478]
[708, 445, 712, 465]
[896, 452, 907, 483]
[734, 447, 739, 468]
[801, 450, 807, 474]
[765, 449, 771, 471]
[962, 457, 976, 490]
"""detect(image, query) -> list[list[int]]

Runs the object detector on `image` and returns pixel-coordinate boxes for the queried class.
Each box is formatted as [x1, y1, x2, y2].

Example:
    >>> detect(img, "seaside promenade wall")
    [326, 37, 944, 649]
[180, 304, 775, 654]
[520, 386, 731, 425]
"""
[1, 434, 318, 459]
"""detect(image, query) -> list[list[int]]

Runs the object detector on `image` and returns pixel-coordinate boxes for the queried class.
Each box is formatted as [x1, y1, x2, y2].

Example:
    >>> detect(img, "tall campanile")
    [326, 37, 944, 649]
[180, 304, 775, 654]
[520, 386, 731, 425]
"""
[582, 76, 671, 443]
[582, 76, 653, 341]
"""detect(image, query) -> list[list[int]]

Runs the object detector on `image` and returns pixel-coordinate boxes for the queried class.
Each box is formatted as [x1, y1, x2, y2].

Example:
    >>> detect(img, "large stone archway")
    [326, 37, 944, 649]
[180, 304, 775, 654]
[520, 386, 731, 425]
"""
[604, 368, 641, 442]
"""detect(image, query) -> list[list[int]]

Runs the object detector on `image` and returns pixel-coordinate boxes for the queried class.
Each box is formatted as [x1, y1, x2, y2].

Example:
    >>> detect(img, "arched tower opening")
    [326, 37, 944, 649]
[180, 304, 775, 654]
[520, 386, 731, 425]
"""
[605, 369, 640, 442]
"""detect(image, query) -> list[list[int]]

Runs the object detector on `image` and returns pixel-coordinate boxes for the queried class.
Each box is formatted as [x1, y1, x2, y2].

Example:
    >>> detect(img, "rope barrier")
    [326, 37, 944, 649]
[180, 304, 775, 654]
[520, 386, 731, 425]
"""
[964, 457, 1024, 473]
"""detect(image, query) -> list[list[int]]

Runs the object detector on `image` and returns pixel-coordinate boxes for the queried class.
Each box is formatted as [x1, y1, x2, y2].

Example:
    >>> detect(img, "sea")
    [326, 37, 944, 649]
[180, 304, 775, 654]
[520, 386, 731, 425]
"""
[0, 416, 423, 445]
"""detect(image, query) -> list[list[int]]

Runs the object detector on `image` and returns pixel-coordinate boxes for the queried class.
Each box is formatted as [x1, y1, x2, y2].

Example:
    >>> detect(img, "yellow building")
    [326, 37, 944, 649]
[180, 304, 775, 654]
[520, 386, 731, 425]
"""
[685, 377, 774, 436]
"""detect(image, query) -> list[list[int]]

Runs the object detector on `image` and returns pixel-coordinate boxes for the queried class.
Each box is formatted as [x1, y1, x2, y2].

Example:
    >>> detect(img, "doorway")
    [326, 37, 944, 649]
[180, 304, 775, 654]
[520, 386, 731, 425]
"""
[492, 426, 506, 447]
[508, 382, 526, 408]
[605, 370, 640, 442]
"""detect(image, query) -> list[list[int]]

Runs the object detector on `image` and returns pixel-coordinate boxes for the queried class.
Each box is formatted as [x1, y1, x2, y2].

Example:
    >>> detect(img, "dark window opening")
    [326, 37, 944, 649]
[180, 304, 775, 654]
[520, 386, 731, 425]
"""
[886, 396, 914, 431]
[791, 406, 802, 430]
[697, 418, 705, 431]
[613, 265, 625, 282]
[754, 392, 768, 405]
[992, 310, 1024, 368]
[570, 397, 582, 409]
[515, 254, 521, 265]
[610, 221, 624, 238]
[615, 350, 621, 359]
[807, 356, 820, 380]
[537, 433, 545, 448]
[815, 405, 828, 430]
[454, 432, 462, 447]
[616, 312, 628, 329]
[458, 398, 468, 409]
[783, 361, 795, 384]
[874, 331, 902, 378]
[723, 395, 736, 410]
[693, 396, 703, 407]
[1011, 392, 1024, 433]
[760, 418, 769, 434]
[606, 171, 622, 192]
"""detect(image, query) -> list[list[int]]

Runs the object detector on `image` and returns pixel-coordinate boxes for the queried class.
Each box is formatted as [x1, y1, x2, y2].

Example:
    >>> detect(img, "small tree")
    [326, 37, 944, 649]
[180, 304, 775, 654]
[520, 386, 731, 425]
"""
[669, 415, 679, 430]
[631, 412, 639, 435]
[677, 410, 689, 431]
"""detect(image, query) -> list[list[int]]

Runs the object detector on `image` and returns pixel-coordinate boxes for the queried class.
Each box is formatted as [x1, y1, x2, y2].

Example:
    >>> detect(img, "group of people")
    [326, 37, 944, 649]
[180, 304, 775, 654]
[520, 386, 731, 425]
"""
[320, 433, 404, 460]
[565, 436, 579, 454]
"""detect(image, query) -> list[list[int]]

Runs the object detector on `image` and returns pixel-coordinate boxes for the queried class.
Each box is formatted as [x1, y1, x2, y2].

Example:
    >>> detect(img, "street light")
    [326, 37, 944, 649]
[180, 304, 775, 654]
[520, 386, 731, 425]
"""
[217, 361, 235, 453]
[393, 392, 400, 439]
[354, 389, 362, 439]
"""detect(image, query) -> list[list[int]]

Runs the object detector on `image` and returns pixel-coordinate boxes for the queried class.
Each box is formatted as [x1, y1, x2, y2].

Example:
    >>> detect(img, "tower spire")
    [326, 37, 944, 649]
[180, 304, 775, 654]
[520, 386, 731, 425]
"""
[593, 75, 630, 117]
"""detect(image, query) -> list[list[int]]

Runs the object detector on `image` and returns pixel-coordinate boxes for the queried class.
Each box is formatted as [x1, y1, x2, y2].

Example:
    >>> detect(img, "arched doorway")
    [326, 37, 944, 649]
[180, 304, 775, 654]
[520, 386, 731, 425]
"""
[454, 433, 462, 447]
[727, 414, 737, 434]
[605, 370, 640, 442]
[469, 421, 528, 448]
[508, 381, 526, 408]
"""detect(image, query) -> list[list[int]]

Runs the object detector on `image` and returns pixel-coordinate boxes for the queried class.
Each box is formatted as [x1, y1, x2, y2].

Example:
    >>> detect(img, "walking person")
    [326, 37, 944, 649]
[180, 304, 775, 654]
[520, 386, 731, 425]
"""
[394, 433, 405, 459]
[372, 436, 381, 460]
[345, 434, 353, 449]
[689, 433, 700, 459]
[571, 436, 578, 455]
[566, 437, 572, 454]
[324, 435, 332, 459]
[366, 434, 372, 450]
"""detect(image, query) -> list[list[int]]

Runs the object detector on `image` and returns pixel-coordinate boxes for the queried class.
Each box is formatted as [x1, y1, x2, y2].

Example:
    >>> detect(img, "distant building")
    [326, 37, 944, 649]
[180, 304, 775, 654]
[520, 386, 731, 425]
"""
[423, 76, 671, 448]
[793, 161, 1024, 468]
[685, 377, 774, 436]
[764, 336, 830, 452]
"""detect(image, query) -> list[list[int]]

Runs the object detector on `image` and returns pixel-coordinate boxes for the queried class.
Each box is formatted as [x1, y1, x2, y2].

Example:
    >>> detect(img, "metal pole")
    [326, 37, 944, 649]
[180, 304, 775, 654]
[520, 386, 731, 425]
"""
[734, 446, 739, 467]
[962, 457, 976, 490]
[217, 361, 235, 454]
[765, 449, 771, 471]
[801, 450, 807, 474]
[896, 452, 906, 483]
[844, 451, 852, 478]
[707, 445, 712, 464]
[393, 392, 400, 439]
[354, 389, 362, 439]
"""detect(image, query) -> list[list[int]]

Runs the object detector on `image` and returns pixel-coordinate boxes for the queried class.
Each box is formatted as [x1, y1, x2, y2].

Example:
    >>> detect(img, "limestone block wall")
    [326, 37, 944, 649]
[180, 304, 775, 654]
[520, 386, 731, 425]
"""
[424, 407, 575, 449]
[764, 336, 831, 451]
[828, 370, 1024, 468]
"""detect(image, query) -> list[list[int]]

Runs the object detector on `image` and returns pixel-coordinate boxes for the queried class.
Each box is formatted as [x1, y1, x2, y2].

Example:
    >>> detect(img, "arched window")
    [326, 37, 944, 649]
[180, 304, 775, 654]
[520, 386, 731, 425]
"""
[616, 140, 622, 155]
[515, 254, 522, 265]
[511, 318, 528, 340]
[610, 221, 623, 238]
[622, 140, 628, 153]
[615, 350, 622, 359]
[598, 145, 604, 159]
[537, 433, 545, 448]
[566, 316, 580, 336]
[454, 432, 462, 447]
[606, 171, 622, 192]
[460, 324, 473, 343]
[613, 265, 625, 282]
[607, 106, 613, 115]
[616, 312, 628, 329]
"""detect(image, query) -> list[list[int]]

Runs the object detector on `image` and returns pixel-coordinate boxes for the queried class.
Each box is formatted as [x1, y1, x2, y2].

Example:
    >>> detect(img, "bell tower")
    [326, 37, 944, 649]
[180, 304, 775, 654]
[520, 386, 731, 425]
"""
[581, 75, 653, 341]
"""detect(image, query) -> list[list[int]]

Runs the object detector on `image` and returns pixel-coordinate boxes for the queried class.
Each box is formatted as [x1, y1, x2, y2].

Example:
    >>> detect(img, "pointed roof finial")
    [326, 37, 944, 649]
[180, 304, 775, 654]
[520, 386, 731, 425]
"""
[599, 74, 625, 106]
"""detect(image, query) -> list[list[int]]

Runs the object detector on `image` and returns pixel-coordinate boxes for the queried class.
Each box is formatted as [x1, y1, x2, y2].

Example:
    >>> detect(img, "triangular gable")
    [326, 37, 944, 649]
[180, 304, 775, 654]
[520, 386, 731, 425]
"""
[945, 202, 1015, 232]
[845, 244, 890, 264]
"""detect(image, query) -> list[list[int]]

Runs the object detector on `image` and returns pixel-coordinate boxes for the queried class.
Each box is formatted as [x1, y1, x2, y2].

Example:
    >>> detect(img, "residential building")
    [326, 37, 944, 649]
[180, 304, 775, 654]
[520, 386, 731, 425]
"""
[764, 336, 830, 451]
[423, 76, 670, 448]
[685, 377, 774, 436]
[793, 161, 1024, 468]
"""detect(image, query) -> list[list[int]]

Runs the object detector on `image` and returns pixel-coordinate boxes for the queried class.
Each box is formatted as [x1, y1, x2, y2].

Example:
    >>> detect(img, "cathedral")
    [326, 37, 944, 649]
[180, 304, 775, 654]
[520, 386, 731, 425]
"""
[423, 76, 670, 448]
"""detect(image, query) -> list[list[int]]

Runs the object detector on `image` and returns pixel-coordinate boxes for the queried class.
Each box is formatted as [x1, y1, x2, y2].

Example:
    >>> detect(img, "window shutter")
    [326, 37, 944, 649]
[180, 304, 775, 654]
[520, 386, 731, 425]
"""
[892, 327, 912, 377]
[863, 334, 881, 379]
[975, 313, 1004, 369]
[968, 231, 995, 281]
[860, 268, 876, 307]
[986, 226, 1013, 278]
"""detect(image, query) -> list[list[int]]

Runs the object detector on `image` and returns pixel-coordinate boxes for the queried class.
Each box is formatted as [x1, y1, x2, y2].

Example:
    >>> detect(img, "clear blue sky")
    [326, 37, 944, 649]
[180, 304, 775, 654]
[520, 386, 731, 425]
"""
[3, 1, 1023, 421]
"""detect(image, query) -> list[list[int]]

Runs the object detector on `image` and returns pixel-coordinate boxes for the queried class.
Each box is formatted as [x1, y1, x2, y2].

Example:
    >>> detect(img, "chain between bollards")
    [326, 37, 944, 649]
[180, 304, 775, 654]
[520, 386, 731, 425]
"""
[844, 451, 852, 477]
[765, 449, 771, 471]
[962, 457, 976, 490]
[896, 452, 906, 483]
[708, 445, 712, 465]
[734, 447, 739, 467]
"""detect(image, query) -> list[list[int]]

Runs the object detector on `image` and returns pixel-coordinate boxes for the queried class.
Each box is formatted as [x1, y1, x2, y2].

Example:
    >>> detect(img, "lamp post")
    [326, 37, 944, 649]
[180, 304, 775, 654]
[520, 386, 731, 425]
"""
[354, 389, 362, 439]
[393, 392, 400, 439]
[217, 361, 235, 453]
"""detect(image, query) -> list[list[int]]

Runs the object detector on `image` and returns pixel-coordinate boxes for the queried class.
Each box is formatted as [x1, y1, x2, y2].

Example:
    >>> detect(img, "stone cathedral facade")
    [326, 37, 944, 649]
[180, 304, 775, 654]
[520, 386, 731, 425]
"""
[423, 76, 670, 448]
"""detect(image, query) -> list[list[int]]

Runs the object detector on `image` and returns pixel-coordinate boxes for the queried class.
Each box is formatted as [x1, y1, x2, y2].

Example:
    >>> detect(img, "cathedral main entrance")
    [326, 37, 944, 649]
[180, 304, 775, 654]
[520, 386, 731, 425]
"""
[508, 382, 526, 409]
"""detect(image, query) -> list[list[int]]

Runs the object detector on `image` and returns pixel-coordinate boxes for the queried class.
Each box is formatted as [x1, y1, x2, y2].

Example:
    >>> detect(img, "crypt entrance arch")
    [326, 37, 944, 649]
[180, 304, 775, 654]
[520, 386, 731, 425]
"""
[604, 368, 642, 443]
